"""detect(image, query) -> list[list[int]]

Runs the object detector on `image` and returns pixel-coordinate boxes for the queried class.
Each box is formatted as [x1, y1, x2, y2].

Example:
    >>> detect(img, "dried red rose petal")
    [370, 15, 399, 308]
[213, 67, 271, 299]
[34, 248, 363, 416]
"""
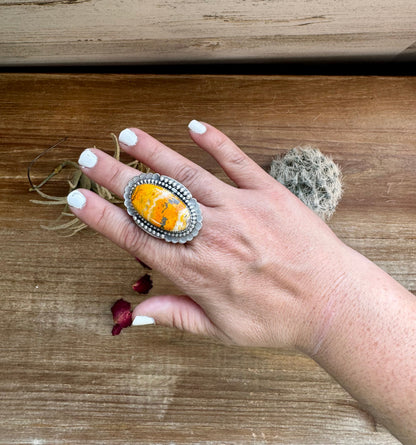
[132, 274, 153, 294]
[111, 324, 123, 336]
[135, 257, 152, 270]
[111, 298, 132, 336]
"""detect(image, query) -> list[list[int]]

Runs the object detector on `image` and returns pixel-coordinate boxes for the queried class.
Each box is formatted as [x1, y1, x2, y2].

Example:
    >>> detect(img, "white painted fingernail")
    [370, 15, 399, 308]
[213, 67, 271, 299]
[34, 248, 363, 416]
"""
[132, 315, 155, 326]
[119, 128, 138, 147]
[67, 190, 86, 209]
[188, 120, 207, 135]
[78, 149, 97, 168]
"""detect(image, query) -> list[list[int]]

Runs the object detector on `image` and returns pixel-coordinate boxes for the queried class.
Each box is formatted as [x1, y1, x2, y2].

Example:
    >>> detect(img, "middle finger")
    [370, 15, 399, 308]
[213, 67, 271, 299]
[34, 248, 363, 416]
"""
[77, 146, 222, 209]
[117, 127, 228, 206]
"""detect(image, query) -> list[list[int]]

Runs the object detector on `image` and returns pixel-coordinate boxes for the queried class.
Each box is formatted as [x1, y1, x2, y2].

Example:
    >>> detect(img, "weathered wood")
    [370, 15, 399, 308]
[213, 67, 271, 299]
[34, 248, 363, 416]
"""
[1, 74, 415, 444]
[0, 0, 416, 65]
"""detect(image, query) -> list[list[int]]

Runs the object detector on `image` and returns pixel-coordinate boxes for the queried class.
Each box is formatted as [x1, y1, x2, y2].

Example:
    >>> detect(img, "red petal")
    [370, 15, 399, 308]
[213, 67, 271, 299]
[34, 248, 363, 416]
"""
[112, 324, 123, 336]
[111, 298, 132, 328]
[135, 257, 152, 270]
[132, 274, 153, 294]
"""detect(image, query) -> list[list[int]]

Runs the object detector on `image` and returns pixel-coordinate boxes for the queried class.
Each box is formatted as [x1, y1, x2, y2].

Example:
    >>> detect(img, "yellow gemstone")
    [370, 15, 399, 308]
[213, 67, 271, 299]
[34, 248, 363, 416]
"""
[131, 183, 190, 232]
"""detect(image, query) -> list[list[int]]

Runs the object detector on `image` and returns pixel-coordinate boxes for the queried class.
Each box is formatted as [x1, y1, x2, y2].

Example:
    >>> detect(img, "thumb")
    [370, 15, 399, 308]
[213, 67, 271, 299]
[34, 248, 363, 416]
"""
[132, 294, 222, 339]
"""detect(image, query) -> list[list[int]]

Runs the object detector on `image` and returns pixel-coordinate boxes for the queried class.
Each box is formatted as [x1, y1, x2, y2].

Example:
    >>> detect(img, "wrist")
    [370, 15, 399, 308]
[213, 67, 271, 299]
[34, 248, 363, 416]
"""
[293, 243, 360, 357]
[298, 245, 416, 443]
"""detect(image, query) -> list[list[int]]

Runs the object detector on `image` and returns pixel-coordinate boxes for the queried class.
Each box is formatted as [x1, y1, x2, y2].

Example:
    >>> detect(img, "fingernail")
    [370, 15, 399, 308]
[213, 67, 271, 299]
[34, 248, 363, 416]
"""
[119, 128, 138, 147]
[67, 190, 86, 209]
[132, 315, 155, 326]
[188, 120, 207, 135]
[78, 148, 97, 168]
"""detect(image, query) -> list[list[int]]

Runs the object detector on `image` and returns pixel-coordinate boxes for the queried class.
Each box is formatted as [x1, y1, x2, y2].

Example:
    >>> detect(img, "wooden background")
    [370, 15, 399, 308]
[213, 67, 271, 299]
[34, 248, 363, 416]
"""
[1, 73, 415, 444]
[0, 0, 416, 65]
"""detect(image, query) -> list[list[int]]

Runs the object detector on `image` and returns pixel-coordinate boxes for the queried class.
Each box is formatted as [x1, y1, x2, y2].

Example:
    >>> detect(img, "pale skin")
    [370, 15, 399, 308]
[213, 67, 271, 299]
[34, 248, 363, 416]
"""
[69, 122, 416, 444]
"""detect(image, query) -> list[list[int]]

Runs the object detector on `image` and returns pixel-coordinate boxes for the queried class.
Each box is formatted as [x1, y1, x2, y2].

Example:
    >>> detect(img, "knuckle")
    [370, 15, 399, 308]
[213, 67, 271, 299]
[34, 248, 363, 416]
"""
[108, 163, 124, 186]
[118, 221, 148, 253]
[214, 135, 230, 153]
[225, 150, 249, 167]
[172, 307, 187, 332]
[142, 138, 167, 166]
[94, 205, 149, 255]
[95, 204, 113, 230]
[215, 136, 249, 166]
[144, 140, 160, 160]
[173, 163, 200, 189]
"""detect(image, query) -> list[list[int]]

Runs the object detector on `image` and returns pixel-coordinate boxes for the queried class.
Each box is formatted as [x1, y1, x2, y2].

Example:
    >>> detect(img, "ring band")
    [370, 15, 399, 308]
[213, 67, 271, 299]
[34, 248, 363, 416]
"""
[124, 173, 203, 243]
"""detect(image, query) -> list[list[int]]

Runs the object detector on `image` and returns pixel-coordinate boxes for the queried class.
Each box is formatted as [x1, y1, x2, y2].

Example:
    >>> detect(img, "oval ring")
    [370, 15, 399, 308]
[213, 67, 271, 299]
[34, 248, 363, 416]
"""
[124, 173, 203, 243]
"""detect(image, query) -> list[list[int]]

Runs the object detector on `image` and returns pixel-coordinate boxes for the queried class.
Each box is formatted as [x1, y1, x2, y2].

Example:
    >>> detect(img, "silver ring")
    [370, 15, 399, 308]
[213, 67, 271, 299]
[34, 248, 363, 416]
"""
[124, 173, 203, 243]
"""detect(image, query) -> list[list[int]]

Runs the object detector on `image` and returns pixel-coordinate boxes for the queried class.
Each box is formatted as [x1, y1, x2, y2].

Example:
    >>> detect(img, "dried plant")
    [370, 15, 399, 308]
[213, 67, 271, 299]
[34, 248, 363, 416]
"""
[28, 133, 150, 236]
[269, 146, 343, 221]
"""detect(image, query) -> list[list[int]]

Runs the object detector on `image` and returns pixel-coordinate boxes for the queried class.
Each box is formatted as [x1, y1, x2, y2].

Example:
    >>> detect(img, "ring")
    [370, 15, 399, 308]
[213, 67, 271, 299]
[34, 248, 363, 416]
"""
[124, 173, 203, 243]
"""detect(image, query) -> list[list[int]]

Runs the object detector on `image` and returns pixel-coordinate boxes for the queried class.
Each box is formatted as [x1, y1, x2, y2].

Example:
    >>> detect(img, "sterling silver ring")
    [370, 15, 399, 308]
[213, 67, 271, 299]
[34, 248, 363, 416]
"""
[124, 173, 203, 243]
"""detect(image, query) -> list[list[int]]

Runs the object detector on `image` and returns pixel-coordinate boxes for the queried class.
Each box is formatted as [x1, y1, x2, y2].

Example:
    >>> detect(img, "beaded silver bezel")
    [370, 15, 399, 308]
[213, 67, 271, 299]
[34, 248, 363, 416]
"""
[124, 173, 203, 243]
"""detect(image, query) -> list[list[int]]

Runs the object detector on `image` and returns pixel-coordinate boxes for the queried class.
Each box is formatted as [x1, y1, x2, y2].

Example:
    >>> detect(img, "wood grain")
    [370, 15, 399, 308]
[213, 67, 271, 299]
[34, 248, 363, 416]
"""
[1, 74, 415, 444]
[0, 0, 416, 65]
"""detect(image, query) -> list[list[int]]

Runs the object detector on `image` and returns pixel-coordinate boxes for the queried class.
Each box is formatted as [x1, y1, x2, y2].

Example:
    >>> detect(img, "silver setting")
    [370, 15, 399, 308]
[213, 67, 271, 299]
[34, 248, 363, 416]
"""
[124, 173, 203, 243]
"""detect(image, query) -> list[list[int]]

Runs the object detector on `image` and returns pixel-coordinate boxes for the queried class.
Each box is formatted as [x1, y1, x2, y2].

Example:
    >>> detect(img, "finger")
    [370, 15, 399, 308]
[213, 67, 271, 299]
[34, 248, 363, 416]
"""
[66, 188, 176, 268]
[78, 148, 141, 198]
[188, 120, 272, 189]
[118, 128, 228, 206]
[132, 294, 225, 340]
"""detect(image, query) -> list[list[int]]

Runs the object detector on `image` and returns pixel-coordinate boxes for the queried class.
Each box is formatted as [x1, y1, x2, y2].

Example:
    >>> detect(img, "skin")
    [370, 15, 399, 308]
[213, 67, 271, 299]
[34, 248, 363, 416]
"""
[69, 123, 416, 444]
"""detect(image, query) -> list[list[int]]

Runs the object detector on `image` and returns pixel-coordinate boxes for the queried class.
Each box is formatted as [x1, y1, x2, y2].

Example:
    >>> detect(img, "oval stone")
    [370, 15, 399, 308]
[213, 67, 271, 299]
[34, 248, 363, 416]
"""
[131, 183, 191, 232]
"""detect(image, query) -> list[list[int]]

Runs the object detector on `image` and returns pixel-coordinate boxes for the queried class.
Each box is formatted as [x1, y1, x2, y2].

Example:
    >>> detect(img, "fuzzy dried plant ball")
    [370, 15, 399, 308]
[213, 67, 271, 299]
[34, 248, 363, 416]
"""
[269, 146, 343, 221]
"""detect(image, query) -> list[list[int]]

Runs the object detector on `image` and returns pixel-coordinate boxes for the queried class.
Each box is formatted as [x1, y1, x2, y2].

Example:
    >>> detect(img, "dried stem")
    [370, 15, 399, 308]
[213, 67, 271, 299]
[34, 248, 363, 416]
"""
[28, 133, 148, 236]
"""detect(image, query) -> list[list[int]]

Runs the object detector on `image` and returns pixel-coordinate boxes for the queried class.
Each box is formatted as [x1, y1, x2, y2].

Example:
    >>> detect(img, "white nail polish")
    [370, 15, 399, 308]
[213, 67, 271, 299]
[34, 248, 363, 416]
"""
[119, 128, 138, 147]
[188, 120, 207, 135]
[78, 149, 97, 168]
[67, 190, 86, 209]
[132, 315, 155, 326]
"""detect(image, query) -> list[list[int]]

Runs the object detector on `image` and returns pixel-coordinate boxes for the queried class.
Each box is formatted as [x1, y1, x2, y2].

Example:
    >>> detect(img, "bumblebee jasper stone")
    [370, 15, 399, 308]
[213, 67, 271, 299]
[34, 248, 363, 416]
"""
[131, 183, 191, 232]
[124, 173, 202, 243]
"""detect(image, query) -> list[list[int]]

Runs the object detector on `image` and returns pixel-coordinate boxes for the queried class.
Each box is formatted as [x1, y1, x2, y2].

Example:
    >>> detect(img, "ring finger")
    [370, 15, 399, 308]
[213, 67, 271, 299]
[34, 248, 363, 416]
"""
[74, 147, 215, 248]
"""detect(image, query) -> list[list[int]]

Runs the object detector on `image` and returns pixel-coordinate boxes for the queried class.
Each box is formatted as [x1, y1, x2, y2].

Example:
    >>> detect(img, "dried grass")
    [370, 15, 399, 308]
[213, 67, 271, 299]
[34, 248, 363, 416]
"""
[28, 133, 149, 236]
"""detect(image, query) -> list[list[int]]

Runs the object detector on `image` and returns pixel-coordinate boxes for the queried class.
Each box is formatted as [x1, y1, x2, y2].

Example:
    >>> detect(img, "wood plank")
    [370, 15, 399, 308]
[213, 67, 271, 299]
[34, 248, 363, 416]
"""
[397, 40, 416, 60]
[1, 74, 415, 444]
[0, 0, 416, 65]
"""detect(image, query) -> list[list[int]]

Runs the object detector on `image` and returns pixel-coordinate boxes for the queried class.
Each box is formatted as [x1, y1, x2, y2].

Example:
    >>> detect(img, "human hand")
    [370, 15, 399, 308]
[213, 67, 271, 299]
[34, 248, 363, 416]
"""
[67, 121, 350, 354]
[67, 121, 416, 443]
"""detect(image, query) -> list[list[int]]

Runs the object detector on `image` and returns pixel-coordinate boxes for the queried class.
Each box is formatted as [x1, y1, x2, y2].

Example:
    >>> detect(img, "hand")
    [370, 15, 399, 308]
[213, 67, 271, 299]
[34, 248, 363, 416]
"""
[68, 121, 350, 353]
[68, 121, 416, 443]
